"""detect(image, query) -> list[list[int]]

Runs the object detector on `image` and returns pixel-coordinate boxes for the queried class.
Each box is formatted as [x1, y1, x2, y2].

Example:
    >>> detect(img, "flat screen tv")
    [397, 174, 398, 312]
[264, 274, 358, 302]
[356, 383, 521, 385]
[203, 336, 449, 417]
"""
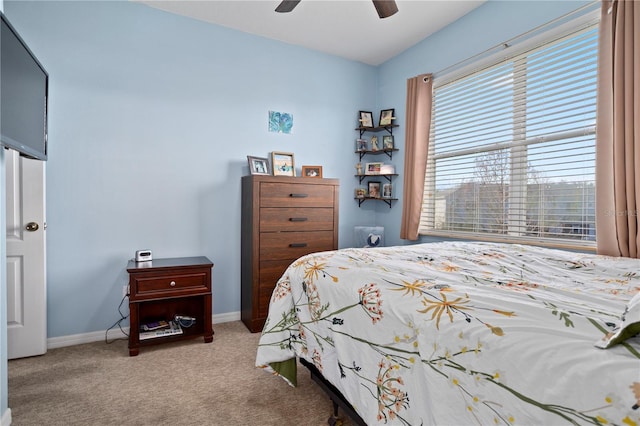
[1, 12, 48, 161]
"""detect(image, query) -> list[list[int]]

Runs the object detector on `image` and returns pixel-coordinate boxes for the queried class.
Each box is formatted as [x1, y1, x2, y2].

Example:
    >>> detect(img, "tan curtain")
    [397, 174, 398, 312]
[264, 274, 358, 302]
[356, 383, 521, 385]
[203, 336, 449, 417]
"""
[596, 0, 639, 258]
[400, 74, 433, 240]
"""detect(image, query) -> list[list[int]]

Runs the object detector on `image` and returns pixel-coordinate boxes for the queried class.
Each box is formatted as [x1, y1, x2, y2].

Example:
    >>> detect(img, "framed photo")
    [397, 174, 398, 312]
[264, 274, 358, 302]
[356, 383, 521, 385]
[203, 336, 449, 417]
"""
[379, 108, 395, 126]
[247, 155, 271, 175]
[365, 162, 383, 175]
[355, 187, 367, 198]
[371, 135, 379, 151]
[382, 183, 393, 198]
[272, 151, 295, 176]
[356, 138, 368, 151]
[302, 165, 323, 178]
[368, 181, 381, 198]
[380, 164, 395, 175]
[359, 111, 374, 128]
[382, 135, 394, 150]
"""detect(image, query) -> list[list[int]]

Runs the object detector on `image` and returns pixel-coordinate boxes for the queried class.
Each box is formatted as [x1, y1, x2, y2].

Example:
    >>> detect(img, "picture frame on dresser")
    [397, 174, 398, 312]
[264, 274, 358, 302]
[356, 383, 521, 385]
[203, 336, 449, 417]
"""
[302, 165, 323, 178]
[272, 151, 295, 176]
[247, 155, 271, 175]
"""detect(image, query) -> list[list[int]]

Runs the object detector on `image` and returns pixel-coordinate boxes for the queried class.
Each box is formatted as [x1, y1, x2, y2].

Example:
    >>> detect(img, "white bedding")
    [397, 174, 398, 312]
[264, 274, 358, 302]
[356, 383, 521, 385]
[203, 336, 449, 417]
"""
[256, 241, 640, 425]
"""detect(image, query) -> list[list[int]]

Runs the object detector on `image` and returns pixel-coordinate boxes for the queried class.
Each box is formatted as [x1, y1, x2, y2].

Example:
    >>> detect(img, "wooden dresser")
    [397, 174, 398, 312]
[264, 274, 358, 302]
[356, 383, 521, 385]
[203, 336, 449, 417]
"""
[241, 175, 339, 332]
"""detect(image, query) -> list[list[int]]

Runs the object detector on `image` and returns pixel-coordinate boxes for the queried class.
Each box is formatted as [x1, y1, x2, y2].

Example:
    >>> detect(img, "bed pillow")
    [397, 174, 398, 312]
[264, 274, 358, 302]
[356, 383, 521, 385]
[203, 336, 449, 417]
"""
[595, 291, 640, 349]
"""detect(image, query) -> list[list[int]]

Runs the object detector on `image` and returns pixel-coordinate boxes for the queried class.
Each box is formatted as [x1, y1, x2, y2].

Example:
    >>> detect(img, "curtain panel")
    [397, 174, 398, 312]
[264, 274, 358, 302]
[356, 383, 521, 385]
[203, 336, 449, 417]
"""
[400, 74, 433, 240]
[596, 0, 640, 258]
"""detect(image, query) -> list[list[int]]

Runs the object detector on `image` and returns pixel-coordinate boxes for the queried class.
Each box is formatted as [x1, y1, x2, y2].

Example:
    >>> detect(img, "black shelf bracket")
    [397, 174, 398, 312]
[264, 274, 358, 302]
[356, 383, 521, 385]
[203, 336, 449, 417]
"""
[356, 124, 398, 138]
[355, 174, 397, 184]
[356, 149, 397, 161]
[355, 197, 397, 208]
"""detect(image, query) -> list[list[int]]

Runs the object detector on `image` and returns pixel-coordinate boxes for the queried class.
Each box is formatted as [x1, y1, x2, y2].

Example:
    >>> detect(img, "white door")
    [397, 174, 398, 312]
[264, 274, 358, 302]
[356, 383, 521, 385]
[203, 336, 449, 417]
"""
[6, 149, 47, 359]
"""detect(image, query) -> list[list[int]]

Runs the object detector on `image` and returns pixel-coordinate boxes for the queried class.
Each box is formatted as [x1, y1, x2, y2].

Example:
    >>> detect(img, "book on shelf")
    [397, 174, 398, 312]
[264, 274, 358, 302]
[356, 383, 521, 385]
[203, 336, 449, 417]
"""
[139, 321, 183, 340]
[140, 320, 170, 331]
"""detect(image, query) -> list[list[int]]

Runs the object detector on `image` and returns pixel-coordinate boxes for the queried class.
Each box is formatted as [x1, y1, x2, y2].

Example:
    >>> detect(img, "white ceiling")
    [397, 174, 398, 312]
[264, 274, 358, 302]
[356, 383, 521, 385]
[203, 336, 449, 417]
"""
[136, 0, 486, 66]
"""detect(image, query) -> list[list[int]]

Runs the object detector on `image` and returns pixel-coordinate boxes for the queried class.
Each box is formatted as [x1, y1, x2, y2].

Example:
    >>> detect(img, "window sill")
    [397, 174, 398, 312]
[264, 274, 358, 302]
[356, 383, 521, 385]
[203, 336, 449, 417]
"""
[418, 230, 596, 253]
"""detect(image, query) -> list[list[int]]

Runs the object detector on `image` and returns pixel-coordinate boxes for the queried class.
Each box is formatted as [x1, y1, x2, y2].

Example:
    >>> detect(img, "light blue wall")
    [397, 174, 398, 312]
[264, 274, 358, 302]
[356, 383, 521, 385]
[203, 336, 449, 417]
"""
[2, 0, 592, 344]
[5, 0, 377, 339]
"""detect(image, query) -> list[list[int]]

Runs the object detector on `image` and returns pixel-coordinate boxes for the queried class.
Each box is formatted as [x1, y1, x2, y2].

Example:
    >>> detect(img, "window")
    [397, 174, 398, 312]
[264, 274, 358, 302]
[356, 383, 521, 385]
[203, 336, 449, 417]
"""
[419, 19, 598, 249]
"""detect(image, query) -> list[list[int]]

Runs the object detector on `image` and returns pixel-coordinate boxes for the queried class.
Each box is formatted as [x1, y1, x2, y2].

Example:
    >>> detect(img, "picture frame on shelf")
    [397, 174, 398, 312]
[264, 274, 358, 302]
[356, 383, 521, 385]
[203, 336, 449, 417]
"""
[383, 135, 394, 150]
[355, 187, 367, 199]
[365, 162, 383, 175]
[302, 165, 323, 178]
[247, 155, 271, 175]
[379, 108, 395, 126]
[371, 135, 380, 151]
[356, 138, 368, 151]
[271, 151, 295, 176]
[380, 164, 395, 175]
[382, 183, 392, 198]
[359, 111, 374, 128]
[368, 181, 381, 198]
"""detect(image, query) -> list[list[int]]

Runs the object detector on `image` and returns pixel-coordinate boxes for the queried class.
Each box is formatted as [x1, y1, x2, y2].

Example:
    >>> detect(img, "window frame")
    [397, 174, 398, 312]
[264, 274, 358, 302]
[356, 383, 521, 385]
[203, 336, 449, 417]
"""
[419, 11, 600, 251]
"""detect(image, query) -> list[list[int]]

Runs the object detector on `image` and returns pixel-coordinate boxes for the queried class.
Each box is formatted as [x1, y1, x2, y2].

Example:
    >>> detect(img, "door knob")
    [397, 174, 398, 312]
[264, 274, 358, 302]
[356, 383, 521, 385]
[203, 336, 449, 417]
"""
[25, 222, 39, 232]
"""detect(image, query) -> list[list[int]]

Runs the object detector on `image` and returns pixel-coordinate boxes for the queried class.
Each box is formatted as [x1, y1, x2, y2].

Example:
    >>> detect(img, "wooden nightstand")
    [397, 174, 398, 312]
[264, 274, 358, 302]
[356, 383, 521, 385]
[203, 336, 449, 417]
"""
[127, 256, 214, 356]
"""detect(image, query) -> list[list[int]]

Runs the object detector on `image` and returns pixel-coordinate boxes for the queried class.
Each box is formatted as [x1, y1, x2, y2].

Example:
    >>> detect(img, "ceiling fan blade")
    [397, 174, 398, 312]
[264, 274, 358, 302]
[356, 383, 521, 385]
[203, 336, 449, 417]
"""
[372, 0, 398, 19]
[275, 0, 301, 13]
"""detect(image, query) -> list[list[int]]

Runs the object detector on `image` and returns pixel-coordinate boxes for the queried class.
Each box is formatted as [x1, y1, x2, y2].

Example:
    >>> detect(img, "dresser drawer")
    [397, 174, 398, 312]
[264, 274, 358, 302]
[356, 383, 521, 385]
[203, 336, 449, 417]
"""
[258, 260, 293, 317]
[131, 272, 209, 300]
[260, 207, 334, 232]
[260, 231, 335, 261]
[260, 183, 335, 207]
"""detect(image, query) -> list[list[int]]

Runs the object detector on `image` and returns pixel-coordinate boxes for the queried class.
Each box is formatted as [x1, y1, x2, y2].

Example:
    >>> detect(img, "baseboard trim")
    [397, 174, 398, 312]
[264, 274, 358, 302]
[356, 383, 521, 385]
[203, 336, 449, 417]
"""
[46, 311, 241, 350]
[0, 408, 11, 426]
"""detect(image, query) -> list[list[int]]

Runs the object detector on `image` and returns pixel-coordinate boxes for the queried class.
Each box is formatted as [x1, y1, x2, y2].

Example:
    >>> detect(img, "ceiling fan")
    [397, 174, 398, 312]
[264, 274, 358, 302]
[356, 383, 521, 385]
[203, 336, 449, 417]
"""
[275, 0, 399, 19]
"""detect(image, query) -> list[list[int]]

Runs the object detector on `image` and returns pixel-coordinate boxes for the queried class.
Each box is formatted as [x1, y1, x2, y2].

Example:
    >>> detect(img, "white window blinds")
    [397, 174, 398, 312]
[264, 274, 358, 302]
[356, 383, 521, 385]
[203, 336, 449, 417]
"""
[419, 22, 598, 248]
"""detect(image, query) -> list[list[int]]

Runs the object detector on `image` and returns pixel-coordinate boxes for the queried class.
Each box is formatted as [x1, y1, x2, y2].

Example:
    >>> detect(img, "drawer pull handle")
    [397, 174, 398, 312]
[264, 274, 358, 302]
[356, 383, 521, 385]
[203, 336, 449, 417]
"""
[289, 217, 308, 222]
[289, 193, 308, 198]
[169, 281, 176, 287]
[289, 243, 308, 248]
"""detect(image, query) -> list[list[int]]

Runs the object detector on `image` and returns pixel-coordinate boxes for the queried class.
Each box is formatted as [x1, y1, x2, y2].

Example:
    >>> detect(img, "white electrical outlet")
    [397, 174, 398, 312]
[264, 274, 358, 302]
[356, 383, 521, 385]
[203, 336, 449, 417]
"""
[122, 285, 129, 297]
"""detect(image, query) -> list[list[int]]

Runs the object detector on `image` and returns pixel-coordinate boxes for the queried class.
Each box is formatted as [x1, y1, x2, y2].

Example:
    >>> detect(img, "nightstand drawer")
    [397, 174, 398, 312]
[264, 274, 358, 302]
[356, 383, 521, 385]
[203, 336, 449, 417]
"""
[260, 207, 334, 232]
[260, 183, 335, 207]
[132, 272, 209, 300]
[260, 230, 335, 261]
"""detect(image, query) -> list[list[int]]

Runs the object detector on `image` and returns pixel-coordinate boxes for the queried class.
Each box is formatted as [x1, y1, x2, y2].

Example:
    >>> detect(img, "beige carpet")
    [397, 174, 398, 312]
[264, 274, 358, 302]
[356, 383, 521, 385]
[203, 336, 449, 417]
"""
[9, 321, 352, 426]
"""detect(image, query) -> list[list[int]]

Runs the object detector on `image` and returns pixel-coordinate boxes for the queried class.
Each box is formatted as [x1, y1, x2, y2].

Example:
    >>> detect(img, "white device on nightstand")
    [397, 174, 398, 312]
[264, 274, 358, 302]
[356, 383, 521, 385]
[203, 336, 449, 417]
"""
[135, 250, 152, 262]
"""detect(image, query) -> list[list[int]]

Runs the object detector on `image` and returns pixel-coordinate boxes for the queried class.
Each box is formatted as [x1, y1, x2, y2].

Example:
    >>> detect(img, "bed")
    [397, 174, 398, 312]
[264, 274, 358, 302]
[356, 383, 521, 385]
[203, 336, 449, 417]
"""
[255, 241, 640, 425]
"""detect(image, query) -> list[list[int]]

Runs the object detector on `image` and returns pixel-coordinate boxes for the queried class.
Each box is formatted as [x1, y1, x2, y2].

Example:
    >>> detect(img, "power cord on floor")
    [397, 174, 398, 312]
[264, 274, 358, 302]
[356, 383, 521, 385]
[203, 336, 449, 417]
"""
[105, 291, 129, 344]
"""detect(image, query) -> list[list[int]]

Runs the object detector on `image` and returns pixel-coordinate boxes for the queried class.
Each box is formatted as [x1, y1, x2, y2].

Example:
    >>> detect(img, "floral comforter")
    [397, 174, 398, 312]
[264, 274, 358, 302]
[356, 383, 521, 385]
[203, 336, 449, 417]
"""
[256, 242, 640, 425]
